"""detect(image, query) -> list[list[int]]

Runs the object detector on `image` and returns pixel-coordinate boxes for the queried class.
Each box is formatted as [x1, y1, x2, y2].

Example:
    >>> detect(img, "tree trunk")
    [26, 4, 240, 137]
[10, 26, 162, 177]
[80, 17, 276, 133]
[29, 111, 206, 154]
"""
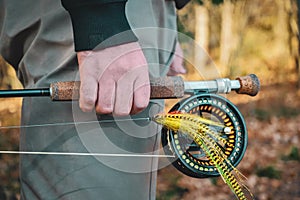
[194, 4, 214, 78]
[297, 0, 300, 88]
[195, 5, 209, 51]
[287, 0, 300, 88]
[220, 0, 233, 71]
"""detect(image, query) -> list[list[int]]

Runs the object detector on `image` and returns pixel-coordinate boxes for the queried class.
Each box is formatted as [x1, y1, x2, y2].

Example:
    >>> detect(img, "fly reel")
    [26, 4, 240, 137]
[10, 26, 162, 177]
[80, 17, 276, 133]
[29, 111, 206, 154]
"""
[161, 94, 247, 178]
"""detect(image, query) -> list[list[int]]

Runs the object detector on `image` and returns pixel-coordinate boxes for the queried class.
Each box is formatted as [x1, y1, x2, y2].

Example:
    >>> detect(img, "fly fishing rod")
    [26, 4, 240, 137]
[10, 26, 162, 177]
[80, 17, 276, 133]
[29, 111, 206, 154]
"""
[0, 74, 260, 179]
[0, 74, 259, 100]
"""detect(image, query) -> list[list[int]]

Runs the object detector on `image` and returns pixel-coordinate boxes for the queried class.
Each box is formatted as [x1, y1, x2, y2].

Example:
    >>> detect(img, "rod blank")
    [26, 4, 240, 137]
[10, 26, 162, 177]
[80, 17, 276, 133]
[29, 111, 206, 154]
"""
[0, 88, 50, 98]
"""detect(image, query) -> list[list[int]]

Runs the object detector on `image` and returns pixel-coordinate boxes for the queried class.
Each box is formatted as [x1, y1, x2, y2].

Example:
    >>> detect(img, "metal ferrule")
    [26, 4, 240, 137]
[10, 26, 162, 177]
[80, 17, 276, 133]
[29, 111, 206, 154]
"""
[184, 78, 241, 94]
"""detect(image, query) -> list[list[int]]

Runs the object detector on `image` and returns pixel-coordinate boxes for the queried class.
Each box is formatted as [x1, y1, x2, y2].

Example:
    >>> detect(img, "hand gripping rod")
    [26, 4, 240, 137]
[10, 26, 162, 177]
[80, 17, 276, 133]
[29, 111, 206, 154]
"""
[0, 74, 260, 100]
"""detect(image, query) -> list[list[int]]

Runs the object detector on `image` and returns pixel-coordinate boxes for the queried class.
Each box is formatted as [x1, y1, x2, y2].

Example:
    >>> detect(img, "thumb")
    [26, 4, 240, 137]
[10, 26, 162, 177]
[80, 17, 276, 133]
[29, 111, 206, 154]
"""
[167, 64, 186, 76]
[167, 42, 186, 76]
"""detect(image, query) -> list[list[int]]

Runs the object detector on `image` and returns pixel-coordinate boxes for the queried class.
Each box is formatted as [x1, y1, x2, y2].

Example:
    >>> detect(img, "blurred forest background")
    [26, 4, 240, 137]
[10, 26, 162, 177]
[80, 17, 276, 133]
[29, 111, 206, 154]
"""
[0, 0, 299, 199]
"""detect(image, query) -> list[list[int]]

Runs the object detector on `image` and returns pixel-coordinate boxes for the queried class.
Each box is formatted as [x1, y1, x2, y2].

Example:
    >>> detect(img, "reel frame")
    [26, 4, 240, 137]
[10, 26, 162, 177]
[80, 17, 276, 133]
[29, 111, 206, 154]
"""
[161, 93, 248, 178]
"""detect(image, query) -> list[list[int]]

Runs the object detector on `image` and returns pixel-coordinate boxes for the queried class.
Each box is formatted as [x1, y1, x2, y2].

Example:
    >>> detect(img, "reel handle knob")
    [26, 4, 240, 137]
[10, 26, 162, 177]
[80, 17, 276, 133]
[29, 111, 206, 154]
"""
[50, 76, 185, 101]
[235, 74, 260, 96]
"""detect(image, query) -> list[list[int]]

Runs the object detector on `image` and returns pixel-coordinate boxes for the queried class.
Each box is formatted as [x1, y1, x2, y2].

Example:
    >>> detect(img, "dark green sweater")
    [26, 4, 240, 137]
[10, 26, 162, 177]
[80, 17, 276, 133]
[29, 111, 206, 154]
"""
[61, 0, 137, 51]
[61, 0, 190, 51]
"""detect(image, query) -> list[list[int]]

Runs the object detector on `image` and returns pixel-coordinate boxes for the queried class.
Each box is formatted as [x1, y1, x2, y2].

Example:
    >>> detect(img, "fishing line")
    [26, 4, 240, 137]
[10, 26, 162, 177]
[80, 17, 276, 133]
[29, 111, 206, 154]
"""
[0, 117, 151, 130]
[0, 150, 175, 158]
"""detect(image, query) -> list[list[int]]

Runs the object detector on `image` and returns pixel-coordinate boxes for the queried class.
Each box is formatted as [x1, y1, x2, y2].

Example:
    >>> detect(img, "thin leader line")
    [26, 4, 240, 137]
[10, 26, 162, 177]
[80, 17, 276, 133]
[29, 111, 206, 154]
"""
[0, 117, 151, 130]
[0, 150, 175, 158]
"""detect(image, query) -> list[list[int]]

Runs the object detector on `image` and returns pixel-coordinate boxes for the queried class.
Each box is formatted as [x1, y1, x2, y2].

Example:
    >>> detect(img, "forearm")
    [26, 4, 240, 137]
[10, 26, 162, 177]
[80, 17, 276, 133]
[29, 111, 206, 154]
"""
[61, 0, 137, 51]
[61, 0, 191, 51]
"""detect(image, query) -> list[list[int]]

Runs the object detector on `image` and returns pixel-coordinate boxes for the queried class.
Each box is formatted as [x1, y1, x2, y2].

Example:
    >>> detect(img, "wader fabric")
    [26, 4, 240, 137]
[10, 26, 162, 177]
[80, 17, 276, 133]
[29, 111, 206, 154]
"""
[0, 0, 177, 199]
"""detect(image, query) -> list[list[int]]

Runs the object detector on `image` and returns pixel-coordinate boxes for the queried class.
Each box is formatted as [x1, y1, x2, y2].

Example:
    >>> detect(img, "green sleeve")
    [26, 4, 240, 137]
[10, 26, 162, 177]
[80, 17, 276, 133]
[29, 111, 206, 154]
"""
[61, 0, 137, 51]
[175, 0, 191, 9]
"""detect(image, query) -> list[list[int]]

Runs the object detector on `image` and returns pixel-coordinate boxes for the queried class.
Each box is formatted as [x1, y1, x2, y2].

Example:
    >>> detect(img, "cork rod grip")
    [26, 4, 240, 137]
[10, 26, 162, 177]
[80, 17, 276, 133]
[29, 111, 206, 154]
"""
[50, 76, 185, 101]
[235, 74, 260, 96]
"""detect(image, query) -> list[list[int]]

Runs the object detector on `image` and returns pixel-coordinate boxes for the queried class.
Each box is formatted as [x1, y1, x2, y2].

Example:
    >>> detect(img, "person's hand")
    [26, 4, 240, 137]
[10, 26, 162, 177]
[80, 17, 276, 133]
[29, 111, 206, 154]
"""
[77, 42, 150, 116]
[167, 42, 186, 76]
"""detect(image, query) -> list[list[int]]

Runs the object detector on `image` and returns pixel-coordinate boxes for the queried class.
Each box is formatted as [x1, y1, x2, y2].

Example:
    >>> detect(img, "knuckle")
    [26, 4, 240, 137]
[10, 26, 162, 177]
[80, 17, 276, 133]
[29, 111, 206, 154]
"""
[83, 99, 95, 107]
[96, 106, 113, 114]
[114, 109, 130, 116]
[83, 97, 95, 106]
[79, 103, 93, 112]
[79, 97, 95, 112]
[135, 99, 149, 110]
[136, 103, 148, 110]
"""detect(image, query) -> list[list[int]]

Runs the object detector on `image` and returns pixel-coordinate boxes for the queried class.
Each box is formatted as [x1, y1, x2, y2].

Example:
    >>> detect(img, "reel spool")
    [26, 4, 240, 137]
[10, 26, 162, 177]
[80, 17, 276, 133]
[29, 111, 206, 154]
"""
[161, 94, 247, 178]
